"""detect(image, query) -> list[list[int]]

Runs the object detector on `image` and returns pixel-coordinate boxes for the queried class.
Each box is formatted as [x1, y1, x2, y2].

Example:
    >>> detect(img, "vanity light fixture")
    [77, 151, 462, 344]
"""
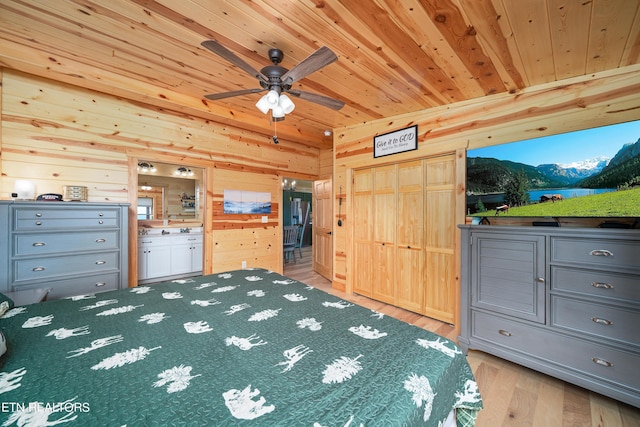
[137, 162, 157, 173]
[282, 178, 296, 191]
[175, 167, 194, 177]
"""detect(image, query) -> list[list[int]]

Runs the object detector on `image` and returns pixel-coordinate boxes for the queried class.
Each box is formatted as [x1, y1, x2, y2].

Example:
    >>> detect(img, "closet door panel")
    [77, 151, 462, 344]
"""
[372, 166, 396, 304]
[396, 161, 424, 312]
[353, 169, 373, 296]
[424, 155, 456, 323]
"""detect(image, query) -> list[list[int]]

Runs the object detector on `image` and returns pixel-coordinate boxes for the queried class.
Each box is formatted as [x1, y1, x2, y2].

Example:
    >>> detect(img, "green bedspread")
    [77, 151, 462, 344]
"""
[0, 269, 482, 426]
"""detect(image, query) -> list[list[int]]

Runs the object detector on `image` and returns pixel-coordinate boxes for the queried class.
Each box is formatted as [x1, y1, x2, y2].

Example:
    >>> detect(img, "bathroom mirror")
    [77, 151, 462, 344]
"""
[137, 160, 203, 226]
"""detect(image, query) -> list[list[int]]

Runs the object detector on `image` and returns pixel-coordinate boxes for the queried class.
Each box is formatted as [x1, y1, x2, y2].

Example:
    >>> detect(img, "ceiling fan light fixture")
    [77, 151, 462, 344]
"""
[255, 95, 272, 114]
[272, 105, 285, 119]
[279, 94, 295, 114]
[266, 90, 280, 105]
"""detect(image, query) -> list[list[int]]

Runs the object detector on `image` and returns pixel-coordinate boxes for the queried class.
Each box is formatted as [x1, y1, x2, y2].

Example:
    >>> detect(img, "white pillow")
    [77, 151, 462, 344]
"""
[0, 300, 10, 317]
[0, 330, 6, 358]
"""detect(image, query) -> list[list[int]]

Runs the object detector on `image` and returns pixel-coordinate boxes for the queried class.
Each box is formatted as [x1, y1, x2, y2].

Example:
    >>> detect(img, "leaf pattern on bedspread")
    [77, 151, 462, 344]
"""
[96, 305, 144, 316]
[322, 355, 363, 384]
[404, 373, 436, 421]
[91, 346, 161, 370]
[248, 308, 281, 321]
[153, 365, 201, 393]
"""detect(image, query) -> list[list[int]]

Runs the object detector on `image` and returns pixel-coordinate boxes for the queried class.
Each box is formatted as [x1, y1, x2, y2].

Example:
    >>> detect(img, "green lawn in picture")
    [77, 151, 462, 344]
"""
[474, 187, 640, 217]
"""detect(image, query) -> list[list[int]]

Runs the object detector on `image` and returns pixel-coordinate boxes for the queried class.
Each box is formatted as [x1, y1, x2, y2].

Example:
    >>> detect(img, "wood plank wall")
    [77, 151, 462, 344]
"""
[0, 69, 322, 281]
[333, 64, 640, 330]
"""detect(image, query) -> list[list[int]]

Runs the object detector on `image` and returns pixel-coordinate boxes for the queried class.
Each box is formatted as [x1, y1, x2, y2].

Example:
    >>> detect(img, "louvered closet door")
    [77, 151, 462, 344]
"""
[424, 155, 456, 324]
[395, 161, 424, 313]
[372, 165, 396, 304]
[353, 169, 373, 297]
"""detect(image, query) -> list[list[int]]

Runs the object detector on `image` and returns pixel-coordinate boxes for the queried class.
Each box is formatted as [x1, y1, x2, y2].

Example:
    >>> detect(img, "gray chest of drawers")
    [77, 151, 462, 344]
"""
[459, 225, 640, 408]
[0, 201, 129, 300]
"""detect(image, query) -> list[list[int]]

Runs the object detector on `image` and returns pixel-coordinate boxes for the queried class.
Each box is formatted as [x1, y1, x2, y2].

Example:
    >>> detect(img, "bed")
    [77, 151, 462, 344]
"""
[0, 268, 482, 426]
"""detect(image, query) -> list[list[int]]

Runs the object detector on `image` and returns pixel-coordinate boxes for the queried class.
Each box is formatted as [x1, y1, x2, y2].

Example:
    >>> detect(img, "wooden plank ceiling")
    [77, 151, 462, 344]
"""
[1, 0, 639, 149]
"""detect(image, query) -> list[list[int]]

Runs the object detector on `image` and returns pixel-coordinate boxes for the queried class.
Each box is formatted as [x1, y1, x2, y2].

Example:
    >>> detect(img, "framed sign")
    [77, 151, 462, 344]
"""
[373, 125, 418, 158]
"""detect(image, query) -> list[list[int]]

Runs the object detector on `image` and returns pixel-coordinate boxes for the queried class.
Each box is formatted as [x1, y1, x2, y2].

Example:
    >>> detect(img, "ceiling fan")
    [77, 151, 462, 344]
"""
[201, 40, 345, 121]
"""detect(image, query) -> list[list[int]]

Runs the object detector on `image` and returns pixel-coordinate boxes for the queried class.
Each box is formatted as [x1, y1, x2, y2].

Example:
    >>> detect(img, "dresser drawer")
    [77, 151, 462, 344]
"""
[551, 237, 639, 271]
[14, 208, 119, 230]
[13, 252, 119, 283]
[13, 273, 119, 300]
[551, 266, 640, 303]
[15, 216, 120, 230]
[550, 296, 639, 347]
[472, 311, 640, 389]
[14, 231, 120, 256]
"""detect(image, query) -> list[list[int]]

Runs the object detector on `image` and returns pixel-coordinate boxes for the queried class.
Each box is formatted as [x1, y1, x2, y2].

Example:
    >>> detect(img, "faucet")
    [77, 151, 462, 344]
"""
[180, 227, 191, 233]
[162, 229, 170, 235]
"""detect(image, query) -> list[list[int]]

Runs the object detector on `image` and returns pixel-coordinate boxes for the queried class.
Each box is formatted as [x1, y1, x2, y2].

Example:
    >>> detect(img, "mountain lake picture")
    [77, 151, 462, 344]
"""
[224, 190, 272, 214]
[466, 120, 640, 218]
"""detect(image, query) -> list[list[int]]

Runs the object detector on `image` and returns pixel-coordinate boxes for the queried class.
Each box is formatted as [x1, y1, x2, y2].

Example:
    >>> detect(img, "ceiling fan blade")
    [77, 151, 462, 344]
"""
[201, 40, 267, 82]
[287, 90, 345, 111]
[204, 88, 265, 101]
[281, 46, 338, 84]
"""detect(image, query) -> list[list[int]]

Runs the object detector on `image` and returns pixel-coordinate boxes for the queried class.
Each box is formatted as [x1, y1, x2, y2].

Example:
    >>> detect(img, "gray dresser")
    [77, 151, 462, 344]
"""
[0, 201, 129, 299]
[458, 225, 640, 408]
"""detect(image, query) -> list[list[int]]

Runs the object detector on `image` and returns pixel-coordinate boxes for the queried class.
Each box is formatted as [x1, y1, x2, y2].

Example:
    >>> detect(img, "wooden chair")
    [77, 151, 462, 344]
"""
[283, 225, 300, 263]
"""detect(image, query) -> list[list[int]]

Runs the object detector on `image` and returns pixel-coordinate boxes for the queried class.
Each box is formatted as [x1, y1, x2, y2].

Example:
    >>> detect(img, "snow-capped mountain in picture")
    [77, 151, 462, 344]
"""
[537, 156, 610, 185]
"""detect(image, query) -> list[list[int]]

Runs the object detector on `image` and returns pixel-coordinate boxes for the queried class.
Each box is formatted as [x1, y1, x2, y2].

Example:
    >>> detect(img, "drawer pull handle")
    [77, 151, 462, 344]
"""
[98, 212, 104, 217]
[592, 357, 613, 367]
[95, 238, 106, 243]
[498, 329, 512, 337]
[592, 282, 614, 289]
[35, 221, 42, 226]
[32, 266, 46, 272]
[98, 220, 104, 224]
[535, 277, 545, 283]
[592, 317, 613, 326]
[32, 242, 46, 247]
[95, 260, 106, 265]
[35, 213, 42, 217]
[95, 282, 106, 287]
[590, 249, 613, 257]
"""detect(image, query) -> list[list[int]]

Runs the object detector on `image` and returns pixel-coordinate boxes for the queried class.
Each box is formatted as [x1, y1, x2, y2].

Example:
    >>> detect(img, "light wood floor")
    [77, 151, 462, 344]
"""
[284, 246, 640, 427]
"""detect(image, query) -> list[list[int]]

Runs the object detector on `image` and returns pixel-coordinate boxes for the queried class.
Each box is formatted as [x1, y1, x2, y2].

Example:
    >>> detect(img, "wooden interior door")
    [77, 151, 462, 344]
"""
[312, 179, 333, 280]
[424, 155, 456, 324]
[395, 160, 424, 313]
